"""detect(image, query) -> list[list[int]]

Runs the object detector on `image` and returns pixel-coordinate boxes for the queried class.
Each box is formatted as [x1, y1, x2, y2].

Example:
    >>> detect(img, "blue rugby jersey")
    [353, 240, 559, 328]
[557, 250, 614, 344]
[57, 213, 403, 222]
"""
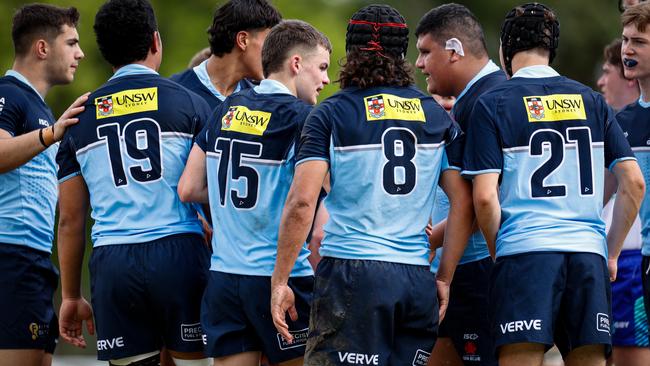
[195, 79, 313, 276]
[617, 99, 650, 255]
[463, 65, 635, 259]
[297, 85, 463, 266]
[57, 65, 209, 246]
[170, 59, 256, 110]
[431, 62, 505, 270]
[0, 72, 58, 253]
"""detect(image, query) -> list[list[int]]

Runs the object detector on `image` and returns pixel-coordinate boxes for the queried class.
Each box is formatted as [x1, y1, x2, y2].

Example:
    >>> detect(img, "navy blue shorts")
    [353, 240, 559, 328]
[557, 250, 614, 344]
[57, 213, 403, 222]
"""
[641, 255, 650, 342]
[438, 257, 496, 365]
[305, 258, 437, 366]
[611, 250, 648, 346]
[490, 252, 611, 358]
[90, 234, 209, 360]
[201, 272, 313, 363]
[0, 244, 59, 352]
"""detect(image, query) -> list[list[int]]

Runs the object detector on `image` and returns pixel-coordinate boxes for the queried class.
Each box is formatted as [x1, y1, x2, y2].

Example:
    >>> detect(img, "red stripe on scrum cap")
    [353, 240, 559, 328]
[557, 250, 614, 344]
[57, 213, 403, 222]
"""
[348, 19, 408, 29]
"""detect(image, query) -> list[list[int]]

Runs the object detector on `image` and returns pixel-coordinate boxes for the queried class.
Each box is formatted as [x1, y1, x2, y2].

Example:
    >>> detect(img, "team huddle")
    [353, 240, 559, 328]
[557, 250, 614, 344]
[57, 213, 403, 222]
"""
[1, 0, 650, 366]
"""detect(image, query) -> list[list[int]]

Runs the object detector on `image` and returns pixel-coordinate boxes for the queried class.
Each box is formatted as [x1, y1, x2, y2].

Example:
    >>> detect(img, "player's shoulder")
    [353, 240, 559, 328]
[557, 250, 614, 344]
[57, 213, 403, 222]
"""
[0, 76, 33, 107]
[169, 68, 196, 84]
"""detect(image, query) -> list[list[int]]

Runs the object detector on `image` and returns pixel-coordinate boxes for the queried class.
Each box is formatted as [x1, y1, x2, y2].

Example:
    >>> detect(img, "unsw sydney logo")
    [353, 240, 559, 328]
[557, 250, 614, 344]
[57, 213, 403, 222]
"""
[221, 105, 272, 136]
[95, 87, 158, 119]
[523, 94, 587, 122]
[364, 94, 425, 122]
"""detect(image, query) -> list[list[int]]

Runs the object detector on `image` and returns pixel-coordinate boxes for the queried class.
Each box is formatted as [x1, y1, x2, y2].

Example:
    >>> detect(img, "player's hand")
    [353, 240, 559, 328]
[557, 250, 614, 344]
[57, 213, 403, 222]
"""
[59, 297, 95, 348]
[426, 224, 437, 263]
[270, 284, 297, 343]
[198, 214, 212, 247]
[53, 92, 89, 142]
[436, 278, 450, 322]
[608, 257, 618, 282]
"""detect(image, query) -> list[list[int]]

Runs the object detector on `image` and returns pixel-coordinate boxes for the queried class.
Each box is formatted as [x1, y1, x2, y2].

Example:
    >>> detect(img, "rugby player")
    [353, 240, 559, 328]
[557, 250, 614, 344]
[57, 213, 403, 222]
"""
[170, 0, 281, 109]
[619, 4, 650, 363]
[56, 0, 212, 365]
[270, 4, 474, 365]
[464, 3, 645, 366]
[178, 19, 330, 366]
[0, 4, 86, 366]
[597, 37, 649, 366]
[414, 4, 505, 366]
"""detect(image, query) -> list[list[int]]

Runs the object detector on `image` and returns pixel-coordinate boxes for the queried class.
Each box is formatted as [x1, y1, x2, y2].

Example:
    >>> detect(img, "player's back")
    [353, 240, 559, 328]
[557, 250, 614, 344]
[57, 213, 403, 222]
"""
[0, 75, 58, 253]
[299, 85, 461, 266]
[466, 75, 624, 258]
[199, 83, 313, 276]
[617, 102, 650, 254]
[58, 71, 209, 246]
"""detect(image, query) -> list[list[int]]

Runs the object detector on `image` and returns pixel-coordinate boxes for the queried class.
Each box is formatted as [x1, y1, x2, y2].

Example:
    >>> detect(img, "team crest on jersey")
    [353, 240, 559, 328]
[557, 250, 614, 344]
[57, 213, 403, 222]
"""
[523, 94, 587, 122]
[221, 105, 271, 136]
[95, 87, 158, 119]
[364, 94, 425, 122]
[367, 96, 385, 118]
[525, 97, 545, 120]
[222, 106, 237, 129]
[97, 96, 113, 117]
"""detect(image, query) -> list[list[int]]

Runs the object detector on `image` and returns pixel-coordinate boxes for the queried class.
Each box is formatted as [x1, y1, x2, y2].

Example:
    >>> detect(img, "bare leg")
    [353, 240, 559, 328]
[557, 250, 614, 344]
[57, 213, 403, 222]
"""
[499, 343, 545, 366]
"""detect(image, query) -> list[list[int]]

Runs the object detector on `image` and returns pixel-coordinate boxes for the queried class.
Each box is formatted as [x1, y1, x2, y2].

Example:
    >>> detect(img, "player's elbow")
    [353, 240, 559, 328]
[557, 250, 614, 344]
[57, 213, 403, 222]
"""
[619, 169, 646, 206]
[177, 178, 200, 203]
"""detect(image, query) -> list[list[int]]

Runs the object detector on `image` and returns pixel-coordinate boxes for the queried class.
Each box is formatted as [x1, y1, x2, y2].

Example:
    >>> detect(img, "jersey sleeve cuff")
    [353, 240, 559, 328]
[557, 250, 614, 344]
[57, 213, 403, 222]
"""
[608, 157, 637, 171]
[296, 157, 329, 166]
[461, 168, 502, 177]
[58, 171, 81, 184]
[443, 165, 462, 172]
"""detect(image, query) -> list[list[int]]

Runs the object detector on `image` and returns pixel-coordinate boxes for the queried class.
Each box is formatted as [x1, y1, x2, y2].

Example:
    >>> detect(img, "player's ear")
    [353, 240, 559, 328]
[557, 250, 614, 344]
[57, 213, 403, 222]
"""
[290, 54, 302, 75]
[35, 39, 48, 60]
[236, 31, 249, 52]
[151, 31, 162, 54]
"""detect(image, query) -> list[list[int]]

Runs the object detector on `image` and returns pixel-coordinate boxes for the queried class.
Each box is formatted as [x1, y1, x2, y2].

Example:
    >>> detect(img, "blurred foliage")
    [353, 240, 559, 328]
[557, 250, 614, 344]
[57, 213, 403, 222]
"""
[0, 0, 624, 356]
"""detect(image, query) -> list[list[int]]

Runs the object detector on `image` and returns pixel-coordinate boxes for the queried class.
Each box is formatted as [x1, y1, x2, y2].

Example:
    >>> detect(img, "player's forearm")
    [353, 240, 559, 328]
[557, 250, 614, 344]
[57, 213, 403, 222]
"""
[272, 197, 317, 287]
[474, 190, 500, 258]
[607, 173, 645, 260]
[603, 169, 617, 206]
[436, 190, 474, 283]
[57, 216, 87, 299]
[0, 128, 53, 174]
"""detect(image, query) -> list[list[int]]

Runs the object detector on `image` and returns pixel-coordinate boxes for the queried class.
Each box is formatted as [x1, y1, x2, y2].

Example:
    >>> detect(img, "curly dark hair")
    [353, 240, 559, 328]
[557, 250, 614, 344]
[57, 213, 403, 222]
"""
[94, 0, 158, 68]
[12, 4, 79, 57]
[337, 50, 414, 89]
[207, 0, 281, 57]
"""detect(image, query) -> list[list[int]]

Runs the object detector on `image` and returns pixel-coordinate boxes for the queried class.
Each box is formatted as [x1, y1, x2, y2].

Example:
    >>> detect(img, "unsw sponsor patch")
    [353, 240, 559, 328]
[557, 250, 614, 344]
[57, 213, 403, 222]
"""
[364, 94, 425, 122]
[523, 94, 586, 122]
[221, 105, 271, 136]
[95, 87, 158, 119]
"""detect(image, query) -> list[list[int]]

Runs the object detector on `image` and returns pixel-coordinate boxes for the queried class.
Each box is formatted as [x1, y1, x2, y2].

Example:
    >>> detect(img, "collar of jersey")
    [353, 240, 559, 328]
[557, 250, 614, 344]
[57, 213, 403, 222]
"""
[110, 64, 158, 81]
[254, 79, 293, 96]
[5, 70, 44, 102]
[511, 65, 559, 79]
[638, 95, 650, 109]
[193, 59, 241, 101]
[455, 60, 500, 103]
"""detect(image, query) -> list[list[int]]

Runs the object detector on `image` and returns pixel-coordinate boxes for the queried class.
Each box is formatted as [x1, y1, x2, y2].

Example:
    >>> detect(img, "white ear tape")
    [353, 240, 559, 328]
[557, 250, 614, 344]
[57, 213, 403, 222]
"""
[445, 38, 465, 57]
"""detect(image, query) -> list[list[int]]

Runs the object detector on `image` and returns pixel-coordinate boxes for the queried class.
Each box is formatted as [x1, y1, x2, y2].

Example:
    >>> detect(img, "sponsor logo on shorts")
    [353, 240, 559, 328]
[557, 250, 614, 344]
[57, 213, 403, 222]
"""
[463, 341, 481, 362]
[500, 319, 542, 334]
[614, 321, 630, 330]
[95, 87, 158, 119]
[28, 322, 49, 341]
[277, 328, 308, 350]
[412, 349, 430, 366]
[97, 336, 125, 350]
[220, 105, 271, 136]
[523, 94, 586, 122]
[337, 352, 379, 365]
[202, 334, 207, 345]
[597, 313, 610, 333]
[463, 333, 479, 340]
[364, 94, 425, 122]
[0, 97, 5, 113]
[180, 323, 203, 342]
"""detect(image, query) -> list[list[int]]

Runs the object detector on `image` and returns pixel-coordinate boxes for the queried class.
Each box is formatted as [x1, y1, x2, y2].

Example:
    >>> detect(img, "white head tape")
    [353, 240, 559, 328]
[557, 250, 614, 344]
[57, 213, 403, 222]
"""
[445, 37, 465, 57]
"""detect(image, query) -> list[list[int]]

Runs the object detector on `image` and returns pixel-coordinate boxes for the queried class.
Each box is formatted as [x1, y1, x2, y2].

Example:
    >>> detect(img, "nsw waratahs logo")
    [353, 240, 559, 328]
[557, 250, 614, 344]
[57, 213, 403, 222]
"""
[97, 96, 114, 117]
[525, 97, 545, 120]
[367, 96, 385, 118]
[222, 106, 237, 129]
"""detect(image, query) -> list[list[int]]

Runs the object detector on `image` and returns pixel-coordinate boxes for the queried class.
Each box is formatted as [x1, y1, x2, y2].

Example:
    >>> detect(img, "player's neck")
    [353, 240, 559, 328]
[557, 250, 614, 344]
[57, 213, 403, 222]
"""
[206, 54, 248, 97]
[637, 78, 650, 103]
[11, 59, 50, 98]
[510, 51, 550, 76]
[267, 73, 296, 98]
[454, 57, 489, 97]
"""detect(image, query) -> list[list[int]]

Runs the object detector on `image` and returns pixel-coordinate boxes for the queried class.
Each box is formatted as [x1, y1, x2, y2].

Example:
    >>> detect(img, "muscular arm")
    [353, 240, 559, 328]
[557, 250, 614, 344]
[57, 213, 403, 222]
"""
[0, 93, 87, 174]
[603, 169, 617, 206]
[178, 145, 209, 203]
[608, 160, 645, 280]
[472, 173, 501, 258]
[271, 160, 328, 341]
